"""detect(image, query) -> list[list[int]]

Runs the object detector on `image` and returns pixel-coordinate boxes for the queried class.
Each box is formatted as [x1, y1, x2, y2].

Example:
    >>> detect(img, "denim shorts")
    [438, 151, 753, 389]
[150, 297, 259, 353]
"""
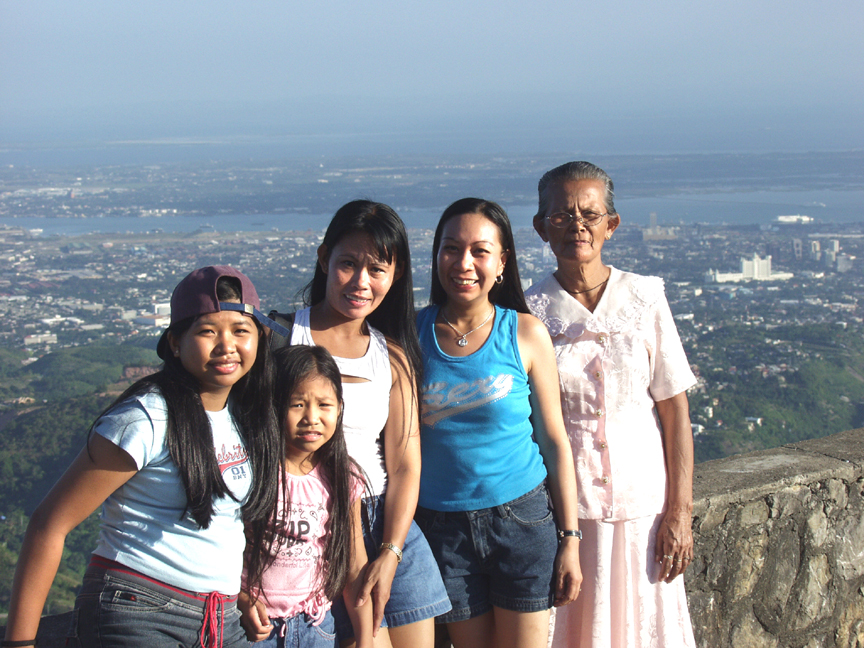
[254, 610, 337, 648]
[414, 481, 557, 623]
[67, 560, 248, 648]
[332, 494, 452, 639]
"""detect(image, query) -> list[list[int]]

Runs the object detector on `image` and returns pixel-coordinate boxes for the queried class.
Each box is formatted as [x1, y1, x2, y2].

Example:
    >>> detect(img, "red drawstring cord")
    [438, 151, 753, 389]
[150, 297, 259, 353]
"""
[200, 592, 230, 648]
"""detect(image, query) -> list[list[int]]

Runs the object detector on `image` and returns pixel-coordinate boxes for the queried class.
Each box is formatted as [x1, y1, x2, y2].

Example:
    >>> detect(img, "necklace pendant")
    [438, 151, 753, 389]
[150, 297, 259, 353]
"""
[457, 337, 468, 347]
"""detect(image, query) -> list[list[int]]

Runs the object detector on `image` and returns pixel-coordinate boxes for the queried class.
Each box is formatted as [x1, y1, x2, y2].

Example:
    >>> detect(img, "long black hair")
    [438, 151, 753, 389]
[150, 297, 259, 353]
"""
[430, 197, 530, 314]
[91, 277, 280, 529]
[244, 345, 367, 602]
[304, 199, 422, 388]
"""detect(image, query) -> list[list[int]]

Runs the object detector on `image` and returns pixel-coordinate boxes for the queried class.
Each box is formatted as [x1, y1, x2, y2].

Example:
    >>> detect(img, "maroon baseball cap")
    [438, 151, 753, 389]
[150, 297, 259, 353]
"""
[156, 265, 284, 360]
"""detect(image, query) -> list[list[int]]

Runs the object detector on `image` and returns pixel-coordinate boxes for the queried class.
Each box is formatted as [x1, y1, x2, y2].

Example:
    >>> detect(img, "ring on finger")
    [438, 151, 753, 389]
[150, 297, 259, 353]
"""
[663, 554, 673, 560]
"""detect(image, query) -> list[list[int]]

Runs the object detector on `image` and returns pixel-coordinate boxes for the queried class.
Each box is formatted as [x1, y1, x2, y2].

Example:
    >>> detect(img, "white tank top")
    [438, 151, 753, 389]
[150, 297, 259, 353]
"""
[291, 307, 390, 495]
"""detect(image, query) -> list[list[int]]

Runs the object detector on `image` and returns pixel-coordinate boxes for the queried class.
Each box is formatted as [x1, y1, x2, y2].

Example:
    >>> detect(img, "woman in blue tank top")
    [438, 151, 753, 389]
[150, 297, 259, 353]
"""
[415, 198, 583, 648]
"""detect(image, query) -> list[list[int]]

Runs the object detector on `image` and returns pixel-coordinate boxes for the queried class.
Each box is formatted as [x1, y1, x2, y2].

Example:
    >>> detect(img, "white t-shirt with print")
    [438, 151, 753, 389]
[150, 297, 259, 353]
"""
[93, 390, 252, 593]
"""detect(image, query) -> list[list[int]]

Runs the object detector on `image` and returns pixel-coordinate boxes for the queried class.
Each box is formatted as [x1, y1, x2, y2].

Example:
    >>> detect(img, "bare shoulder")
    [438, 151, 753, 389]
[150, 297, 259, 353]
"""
[515, 312, 554, 375]
[385, 338, 412, 384]
[516, 311, 552, 342]
[385, 337, 408, 362]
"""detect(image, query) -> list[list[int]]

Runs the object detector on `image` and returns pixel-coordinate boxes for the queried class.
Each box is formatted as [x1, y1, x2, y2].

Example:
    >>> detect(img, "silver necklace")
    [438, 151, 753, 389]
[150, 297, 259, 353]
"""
[441, 307, 495, 347]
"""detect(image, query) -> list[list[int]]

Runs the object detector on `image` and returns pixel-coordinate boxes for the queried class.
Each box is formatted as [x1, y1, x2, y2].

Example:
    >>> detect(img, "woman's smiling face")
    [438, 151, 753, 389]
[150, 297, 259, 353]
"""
[436, 212, 508, 306]
[168, 307, 259, 411]
[318, 232, 400, 322]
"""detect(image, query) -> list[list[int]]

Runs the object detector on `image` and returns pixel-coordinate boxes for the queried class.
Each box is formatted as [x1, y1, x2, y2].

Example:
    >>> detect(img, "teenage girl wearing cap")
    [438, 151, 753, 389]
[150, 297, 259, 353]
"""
[3, 266, 283, 648]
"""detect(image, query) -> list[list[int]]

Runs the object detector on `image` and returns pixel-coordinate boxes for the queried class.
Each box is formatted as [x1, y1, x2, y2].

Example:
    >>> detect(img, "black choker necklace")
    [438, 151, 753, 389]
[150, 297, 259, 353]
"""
[564, 277, 609, 295]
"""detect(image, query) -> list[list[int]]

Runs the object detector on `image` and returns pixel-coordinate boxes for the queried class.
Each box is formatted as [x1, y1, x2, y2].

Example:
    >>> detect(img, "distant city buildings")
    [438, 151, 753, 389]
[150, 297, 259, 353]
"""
[134, 303, 171, 328]
[792, 238, 803, 260]
[808, 239, 855, 272]
[705, 254, 794, 283]
[24, 333, 58, 346]
[642, 212, 678, 241]
[837, 254, 855, 273]
[776, 214, 814, 224]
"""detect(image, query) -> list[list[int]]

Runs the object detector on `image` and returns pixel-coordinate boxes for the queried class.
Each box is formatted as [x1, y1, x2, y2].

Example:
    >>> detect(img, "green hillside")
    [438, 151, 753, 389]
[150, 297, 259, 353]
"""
[689, 323, 864, 462]
[0, 344, 159, 615]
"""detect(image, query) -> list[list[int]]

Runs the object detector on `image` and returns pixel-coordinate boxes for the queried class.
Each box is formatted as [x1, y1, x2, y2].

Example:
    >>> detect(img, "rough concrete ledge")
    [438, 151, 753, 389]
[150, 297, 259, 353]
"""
[688, 428, 864, 647]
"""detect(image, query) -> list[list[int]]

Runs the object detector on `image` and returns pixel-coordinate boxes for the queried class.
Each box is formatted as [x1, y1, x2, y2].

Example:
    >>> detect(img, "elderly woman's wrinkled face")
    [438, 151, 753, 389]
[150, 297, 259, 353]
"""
[534, 178, 619, 267]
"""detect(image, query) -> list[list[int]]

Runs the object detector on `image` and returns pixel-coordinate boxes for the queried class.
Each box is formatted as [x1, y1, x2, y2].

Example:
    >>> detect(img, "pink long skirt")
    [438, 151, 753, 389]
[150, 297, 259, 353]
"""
[549, 514, 696, 648]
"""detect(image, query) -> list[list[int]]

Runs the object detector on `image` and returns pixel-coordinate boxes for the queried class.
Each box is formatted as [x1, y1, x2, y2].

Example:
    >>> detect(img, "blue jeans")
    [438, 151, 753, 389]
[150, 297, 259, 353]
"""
[67, 562, 248, 648]
[414, 482, 557, 623]
[253, 611, 337, 648]
[332, 494, 451, 639]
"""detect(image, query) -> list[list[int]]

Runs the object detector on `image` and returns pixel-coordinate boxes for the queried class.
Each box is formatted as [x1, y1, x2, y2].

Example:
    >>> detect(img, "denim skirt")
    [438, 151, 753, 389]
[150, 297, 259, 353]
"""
[332, 493, 452, 638]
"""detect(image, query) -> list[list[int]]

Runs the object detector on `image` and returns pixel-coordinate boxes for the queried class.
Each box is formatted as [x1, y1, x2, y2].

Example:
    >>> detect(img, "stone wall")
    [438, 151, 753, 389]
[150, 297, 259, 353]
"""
[5, 429, 864, 647]
[688, 428, 864, 647]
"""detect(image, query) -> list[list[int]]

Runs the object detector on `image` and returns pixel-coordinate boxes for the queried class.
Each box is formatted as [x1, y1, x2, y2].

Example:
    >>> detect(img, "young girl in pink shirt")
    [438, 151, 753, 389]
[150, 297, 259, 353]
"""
[241, 345, 373, 648]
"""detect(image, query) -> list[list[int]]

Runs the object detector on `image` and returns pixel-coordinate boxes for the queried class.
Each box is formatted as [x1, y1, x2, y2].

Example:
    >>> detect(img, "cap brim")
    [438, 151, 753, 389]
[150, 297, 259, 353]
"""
[156, 330, 171, 360]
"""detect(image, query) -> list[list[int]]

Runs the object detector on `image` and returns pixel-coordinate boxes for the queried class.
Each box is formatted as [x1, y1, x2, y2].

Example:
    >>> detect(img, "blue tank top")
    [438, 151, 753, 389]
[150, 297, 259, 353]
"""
[418, 305, 548, 511]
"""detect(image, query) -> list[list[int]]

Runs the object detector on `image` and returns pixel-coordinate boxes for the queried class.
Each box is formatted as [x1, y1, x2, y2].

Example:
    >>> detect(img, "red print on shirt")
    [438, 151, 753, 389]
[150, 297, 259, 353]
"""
[216, 443, 249, 474]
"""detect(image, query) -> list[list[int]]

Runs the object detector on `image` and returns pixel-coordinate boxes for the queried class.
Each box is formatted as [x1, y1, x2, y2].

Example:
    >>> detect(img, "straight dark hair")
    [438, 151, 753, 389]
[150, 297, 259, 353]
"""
[244, 345, 367, 602]
[90, 277, 280, 529]
[430, 197, 529, 313]
[304, 200, 422, 388]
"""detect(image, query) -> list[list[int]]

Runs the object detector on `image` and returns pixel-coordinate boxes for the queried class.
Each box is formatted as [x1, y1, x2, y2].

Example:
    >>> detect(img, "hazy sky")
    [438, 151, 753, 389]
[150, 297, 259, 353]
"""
[2, 0, 862, 156]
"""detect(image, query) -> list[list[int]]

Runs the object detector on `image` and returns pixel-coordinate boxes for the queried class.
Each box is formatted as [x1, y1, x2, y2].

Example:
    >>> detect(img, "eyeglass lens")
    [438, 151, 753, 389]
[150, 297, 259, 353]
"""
[548, 212, 604, 227]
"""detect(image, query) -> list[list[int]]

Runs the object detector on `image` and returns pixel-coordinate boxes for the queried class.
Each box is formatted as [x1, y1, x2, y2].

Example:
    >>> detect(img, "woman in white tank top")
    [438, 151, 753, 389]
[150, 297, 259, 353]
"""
[270, 201, 450, 648]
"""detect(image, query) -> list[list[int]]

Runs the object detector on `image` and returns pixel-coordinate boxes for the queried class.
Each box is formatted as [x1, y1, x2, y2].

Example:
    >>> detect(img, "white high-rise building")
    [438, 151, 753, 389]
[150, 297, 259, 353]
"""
[741, 253, 772, 279]
[705, 254, 793, 283]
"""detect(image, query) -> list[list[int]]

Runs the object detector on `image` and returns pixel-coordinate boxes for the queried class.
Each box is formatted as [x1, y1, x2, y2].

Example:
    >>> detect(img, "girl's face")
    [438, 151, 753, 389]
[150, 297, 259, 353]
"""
[318, 232, 401, 323]
[168, 307, 259, 411]
[436, 212, 508, 308]
[284, 374, 341, 471]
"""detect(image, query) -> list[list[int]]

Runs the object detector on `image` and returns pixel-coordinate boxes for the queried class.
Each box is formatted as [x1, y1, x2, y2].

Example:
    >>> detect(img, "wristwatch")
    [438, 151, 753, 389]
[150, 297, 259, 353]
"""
[557, 529, 583, 540]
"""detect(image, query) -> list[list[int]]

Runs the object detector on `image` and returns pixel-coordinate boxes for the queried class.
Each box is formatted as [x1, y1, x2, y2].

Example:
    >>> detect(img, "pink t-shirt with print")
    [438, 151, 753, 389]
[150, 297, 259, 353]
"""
[246, 465, 363, 624]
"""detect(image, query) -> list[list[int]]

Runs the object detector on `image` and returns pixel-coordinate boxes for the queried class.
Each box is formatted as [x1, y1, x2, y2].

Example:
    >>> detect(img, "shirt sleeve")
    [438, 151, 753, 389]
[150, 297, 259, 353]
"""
[349, 473, 367, 503]
[92, 393, 168, 470]
[648, 290, 697, 402]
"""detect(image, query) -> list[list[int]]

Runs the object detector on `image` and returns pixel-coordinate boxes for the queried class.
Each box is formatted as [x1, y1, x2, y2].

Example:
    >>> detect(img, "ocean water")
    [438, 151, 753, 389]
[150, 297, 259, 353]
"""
[6, 187, 863, 238]
[3, 147, 862, 235]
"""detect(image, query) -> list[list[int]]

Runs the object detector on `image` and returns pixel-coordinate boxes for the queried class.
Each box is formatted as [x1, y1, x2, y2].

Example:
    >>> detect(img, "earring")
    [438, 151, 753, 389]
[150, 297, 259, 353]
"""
[605, 233, 611, 240]
[495, 274, 504, 285]
[173, 349, 180, 357]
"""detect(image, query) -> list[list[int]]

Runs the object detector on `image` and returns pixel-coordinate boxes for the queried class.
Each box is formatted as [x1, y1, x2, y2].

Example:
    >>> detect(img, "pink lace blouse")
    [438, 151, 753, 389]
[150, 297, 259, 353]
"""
[526, 268, 696, 521]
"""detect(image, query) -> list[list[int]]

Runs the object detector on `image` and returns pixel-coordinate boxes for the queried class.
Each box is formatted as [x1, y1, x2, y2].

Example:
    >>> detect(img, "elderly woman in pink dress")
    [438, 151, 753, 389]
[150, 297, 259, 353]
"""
[525, 161, 697, 648]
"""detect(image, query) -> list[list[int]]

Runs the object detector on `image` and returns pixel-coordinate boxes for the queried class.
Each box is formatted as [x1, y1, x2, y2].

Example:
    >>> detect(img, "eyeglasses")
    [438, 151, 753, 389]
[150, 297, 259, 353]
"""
[546, 211, 610, 228]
